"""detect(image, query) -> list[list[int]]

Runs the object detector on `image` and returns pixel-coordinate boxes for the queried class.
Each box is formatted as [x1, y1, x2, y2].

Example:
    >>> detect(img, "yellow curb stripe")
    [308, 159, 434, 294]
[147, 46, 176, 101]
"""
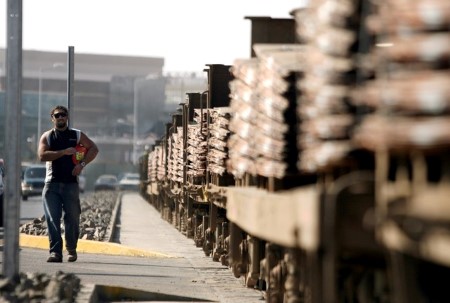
[19, 234, 175, 258]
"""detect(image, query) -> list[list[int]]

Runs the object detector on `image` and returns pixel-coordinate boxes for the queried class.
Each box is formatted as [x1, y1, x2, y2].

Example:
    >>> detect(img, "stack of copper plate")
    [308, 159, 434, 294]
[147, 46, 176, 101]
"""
[294, 1, 368, 172]
[186, 109, 208, 179]
[227, 45, 304, 179]
[208, 107, 232, 175]
[227, 58, 259, 178]
[168, 127, 184, 183]
[252, 44, 304, 178]
[352, 0, 450, 151]
[166, 134, 175, 181]
[147, 147, 158, 183]
[147, 144, 165, 182]
[155, 145, 166, 182]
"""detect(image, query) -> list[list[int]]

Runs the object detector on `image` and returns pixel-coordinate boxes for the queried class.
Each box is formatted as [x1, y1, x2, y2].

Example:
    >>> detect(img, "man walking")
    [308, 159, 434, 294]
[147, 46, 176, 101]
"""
[38, 105, 98, 262]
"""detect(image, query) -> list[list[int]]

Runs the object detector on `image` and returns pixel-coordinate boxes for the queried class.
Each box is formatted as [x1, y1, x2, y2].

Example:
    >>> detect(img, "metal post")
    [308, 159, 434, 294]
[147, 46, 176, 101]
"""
[67, 46, 74, 126]
[133, 79, 139, 165]
[133, 77, 149, 164]
[4, 0, 22, 280]
[37, 63, 64, 154]
[37, 68, 43, 154]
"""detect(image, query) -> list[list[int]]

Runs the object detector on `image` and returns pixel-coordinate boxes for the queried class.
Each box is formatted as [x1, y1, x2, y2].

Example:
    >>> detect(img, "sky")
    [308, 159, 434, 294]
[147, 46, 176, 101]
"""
[0, 0, 307, 73]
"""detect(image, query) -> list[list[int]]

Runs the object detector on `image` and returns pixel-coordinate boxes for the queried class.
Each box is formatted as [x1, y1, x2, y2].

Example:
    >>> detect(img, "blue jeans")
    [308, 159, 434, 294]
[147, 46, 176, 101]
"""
[42, 182, 81, 256]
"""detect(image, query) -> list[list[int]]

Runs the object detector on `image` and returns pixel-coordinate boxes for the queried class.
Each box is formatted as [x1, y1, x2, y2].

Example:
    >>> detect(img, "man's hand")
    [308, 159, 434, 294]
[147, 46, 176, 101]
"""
[72, 163, 83, 176]
[64, 147, 77, 156]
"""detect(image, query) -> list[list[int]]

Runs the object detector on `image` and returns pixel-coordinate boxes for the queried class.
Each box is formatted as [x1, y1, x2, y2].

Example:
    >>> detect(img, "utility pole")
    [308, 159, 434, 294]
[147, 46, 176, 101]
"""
[37, 62, 64, 154]
[67, 46, 75, 126]
[4, 0, 23, 280]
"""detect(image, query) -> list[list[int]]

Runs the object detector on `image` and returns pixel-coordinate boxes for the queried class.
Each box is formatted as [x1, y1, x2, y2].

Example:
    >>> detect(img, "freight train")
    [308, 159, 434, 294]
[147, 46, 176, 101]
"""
[139, 1, 450, 302]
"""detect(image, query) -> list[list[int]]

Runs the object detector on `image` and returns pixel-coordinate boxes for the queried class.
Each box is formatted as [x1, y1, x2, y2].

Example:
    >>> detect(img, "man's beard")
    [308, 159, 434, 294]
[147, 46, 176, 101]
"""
[56, 120, 67, 129]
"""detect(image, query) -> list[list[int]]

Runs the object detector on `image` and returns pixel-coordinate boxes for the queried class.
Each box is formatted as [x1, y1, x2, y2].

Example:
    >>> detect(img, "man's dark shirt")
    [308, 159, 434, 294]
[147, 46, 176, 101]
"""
[45, 128, 80, 183]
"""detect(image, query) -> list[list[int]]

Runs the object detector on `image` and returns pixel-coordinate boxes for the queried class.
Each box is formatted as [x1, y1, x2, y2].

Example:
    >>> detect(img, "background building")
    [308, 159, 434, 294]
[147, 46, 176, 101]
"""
[0, 48, 206, 189]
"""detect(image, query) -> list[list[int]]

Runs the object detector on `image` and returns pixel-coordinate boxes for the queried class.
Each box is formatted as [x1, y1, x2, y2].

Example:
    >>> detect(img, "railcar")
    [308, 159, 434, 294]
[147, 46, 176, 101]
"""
[140, 1, 450, 302]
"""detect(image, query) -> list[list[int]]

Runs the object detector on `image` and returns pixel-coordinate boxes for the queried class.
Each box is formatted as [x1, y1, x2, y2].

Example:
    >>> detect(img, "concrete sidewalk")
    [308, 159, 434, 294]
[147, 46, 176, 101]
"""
[113, 192, 264, 302]
[12, 192, 264, 303]
[117, 192, 207, 257]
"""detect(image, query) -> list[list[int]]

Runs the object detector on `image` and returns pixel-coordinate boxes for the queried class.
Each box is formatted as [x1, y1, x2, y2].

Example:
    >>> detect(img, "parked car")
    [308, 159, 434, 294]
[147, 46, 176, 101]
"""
[94, 174, 118, 191]
[0, 159, 4, 227]
[0, 162, 4, 203]
[118, 173, 140, 191]
[21, 164, 46, 200]
[0, 161, 4, 197]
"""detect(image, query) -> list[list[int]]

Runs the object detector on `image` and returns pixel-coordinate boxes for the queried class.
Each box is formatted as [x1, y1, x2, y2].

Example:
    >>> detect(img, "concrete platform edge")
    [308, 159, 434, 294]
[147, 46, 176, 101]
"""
[105, 192, 122, 243]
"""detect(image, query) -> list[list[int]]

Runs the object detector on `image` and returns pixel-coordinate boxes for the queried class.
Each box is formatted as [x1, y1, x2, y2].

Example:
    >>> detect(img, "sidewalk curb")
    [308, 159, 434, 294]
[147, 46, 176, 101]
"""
[19, 192, 175, 258]
[19, 233, 175, 258]
[105, 191, 122, 243]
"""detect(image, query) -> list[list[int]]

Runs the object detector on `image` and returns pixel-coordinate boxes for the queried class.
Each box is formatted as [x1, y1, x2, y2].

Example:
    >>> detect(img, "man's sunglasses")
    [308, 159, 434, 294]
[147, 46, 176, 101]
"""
[52, 113, 67, 118]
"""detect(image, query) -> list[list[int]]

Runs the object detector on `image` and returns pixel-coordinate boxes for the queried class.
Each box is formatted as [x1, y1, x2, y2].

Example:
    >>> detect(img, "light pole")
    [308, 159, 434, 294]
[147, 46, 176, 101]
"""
[133, 78, 142, 165]
[133, 76, 154, 165]
[37, 63, 64, 154]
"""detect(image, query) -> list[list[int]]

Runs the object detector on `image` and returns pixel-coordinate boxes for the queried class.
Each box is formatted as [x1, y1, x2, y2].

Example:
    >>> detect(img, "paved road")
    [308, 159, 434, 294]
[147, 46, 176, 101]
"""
[20, 196, 44, 224]
[20, 192, 90, 225]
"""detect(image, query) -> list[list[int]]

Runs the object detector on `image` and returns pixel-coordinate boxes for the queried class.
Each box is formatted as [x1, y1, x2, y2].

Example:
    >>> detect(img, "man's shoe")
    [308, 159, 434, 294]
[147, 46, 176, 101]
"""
[67, 250, 77, 262]
[47, 252, 62, 263]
